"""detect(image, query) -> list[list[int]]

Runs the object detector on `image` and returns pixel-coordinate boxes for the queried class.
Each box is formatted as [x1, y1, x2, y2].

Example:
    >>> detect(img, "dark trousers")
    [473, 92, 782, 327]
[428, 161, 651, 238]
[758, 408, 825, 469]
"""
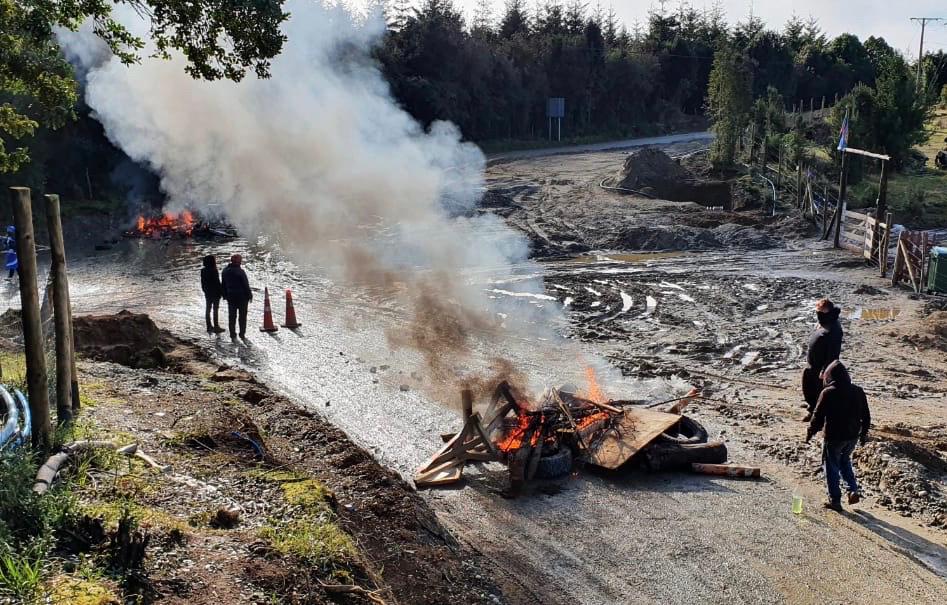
[227, 300, 249, 338]
[802, 367, 823, 411]
[205, 296, 220, 331]
[823, 438, 859, 503]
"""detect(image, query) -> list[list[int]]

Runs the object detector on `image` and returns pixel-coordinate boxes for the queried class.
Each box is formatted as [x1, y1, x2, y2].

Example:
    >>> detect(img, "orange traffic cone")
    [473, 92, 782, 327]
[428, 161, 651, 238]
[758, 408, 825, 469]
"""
[282, 289, 301, 328]
[260, 287, 279, 333]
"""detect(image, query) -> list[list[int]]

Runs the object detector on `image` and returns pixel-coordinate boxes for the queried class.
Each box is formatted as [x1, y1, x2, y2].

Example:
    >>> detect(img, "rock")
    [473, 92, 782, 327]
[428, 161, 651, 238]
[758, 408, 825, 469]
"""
[241, 388, 267, 405]
[399, 384, 410, 392]
[212, 367, 254, 382]
[209, 508, 241, 529]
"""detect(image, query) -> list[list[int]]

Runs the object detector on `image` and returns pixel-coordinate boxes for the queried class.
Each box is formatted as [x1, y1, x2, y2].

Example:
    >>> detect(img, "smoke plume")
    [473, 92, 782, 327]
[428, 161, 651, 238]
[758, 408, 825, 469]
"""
[58, 1, 613, 399]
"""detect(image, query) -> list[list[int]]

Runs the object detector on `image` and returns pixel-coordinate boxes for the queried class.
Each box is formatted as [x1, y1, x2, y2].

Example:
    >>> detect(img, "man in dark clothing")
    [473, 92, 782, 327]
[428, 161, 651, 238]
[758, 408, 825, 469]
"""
[221, 254, 253, 340]
[200, 255, 225, 334]
[806, 360, 871, 511]
[802, 298, 843, 421]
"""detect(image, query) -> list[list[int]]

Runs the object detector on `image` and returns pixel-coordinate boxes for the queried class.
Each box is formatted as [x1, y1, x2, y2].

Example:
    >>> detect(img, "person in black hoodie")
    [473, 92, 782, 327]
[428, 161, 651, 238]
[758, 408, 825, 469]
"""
[806, 360, 871, 511]
[200, 255, 225, 334]
[801, 298, 843, 421]
[221, 254, 253, 340]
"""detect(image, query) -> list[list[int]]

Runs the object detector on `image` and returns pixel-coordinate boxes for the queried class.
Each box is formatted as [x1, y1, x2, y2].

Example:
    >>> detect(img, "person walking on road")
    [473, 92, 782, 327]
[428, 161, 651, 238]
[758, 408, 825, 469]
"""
[806, 360, 871, 512]
[802, 298, 843, 422]
[200, 255, 225, 334]
[221, 253, 253, 341]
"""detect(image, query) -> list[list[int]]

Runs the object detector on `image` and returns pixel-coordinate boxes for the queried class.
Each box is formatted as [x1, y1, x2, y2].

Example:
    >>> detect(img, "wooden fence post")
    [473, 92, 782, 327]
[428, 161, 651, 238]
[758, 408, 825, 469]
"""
[796, 163, 803, 209]
[44, 194, 74, 424]
[10, 187, 51, 449]
[881, 212, 892, 278]
[834, 153, 849, 248]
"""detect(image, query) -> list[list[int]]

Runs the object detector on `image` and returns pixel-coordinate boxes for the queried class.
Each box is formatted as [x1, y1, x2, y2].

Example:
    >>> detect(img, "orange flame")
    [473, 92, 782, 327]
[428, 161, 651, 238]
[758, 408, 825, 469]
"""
[584, 366, 607, 404]
[495, 412, 544, 453]
[575, 411, 610, 431]
[134, 211, 196, 237]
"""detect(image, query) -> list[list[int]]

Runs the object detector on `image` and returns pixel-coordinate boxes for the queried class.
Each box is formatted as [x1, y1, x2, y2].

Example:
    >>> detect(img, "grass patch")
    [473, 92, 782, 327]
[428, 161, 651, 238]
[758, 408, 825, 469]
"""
[47, 573, 120, 605]
[252, 470, 355, 571]
[0, 351, 28, 394]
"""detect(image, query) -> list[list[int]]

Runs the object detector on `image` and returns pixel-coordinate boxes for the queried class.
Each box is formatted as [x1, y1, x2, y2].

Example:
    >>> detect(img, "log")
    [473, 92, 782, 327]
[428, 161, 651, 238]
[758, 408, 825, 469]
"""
[11, 187, 51, 449]
[691, 463, 761, 478]
[44, 194, 74, 424]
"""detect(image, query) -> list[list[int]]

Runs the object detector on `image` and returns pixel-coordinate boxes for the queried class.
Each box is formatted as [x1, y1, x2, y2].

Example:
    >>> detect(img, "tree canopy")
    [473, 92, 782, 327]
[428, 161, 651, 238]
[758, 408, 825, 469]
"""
[1, 0, 287, 173]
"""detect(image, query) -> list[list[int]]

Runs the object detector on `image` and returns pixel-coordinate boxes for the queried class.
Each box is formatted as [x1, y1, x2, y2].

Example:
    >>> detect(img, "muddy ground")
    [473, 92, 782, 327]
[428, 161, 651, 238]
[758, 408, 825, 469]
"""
[485, 147, 947, 533]
[9, 139, 945, 604]
[64, 312, 516, 604]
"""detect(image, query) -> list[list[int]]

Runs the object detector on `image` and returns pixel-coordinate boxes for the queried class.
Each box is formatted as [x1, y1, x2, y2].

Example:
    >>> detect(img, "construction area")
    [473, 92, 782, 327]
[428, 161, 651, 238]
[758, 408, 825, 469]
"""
[1, 133, 942, 603]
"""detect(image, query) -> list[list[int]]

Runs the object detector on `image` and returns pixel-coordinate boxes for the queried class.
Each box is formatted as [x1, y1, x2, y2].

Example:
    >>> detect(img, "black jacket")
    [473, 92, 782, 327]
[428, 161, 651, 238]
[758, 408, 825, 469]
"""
[221, 264, 252, 304]
[806, 307, 843, 372]
[808, 360, 871, 443]
[201, 266, 223, 299]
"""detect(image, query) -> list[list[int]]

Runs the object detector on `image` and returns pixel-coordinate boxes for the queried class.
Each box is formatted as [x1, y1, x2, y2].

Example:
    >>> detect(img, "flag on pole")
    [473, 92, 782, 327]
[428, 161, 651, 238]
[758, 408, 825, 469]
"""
[837, 110, 849, 152]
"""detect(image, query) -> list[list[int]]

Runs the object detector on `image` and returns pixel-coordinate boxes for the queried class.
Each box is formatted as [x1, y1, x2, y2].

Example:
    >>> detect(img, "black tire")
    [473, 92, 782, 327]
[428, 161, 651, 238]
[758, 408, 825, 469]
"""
[534, 447, 573, 479]
[640, 441, 727, 472]
[656, 415, 709, 445]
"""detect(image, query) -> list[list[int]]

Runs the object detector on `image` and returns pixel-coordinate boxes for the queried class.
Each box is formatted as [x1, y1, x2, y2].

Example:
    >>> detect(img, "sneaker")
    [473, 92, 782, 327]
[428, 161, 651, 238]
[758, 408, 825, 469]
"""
[847, 492, 861, 505]
[801, 412, 812, 423]
[822, 500, 843, 512]
[212, 326, 226, 334]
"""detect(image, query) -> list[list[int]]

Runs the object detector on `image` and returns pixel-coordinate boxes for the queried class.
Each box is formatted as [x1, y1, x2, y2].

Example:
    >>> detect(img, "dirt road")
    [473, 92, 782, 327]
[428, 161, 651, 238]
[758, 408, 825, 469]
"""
[487, 132, 713, 162]
[38, 142, 947, 604]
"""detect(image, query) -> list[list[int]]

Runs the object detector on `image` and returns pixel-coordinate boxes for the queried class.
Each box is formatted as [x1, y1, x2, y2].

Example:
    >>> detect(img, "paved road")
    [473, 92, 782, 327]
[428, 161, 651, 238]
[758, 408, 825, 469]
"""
[486, 131, 714, 163]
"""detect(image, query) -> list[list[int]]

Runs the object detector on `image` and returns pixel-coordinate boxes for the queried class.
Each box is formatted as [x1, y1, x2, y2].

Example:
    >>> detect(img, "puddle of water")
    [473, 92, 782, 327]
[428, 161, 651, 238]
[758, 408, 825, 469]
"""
[850, 307, 902, 321]
[551, 251, 686, 266]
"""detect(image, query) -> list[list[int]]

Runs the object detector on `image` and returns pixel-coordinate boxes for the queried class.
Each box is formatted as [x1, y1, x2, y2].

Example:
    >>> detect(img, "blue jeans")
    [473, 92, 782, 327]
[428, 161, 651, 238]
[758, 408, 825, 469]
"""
[823, 438, 859, 503]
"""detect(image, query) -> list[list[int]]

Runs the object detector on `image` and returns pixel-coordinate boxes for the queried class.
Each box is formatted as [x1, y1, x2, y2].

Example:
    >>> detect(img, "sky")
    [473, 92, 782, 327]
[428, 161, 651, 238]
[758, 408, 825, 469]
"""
[356, 1, 947, 58]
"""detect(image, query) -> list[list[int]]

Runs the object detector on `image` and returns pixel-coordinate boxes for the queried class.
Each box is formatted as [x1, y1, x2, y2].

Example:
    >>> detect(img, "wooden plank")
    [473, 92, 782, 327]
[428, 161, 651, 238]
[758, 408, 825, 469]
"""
[843, 147, 891, 161]
[691, 463, 761, 478]
[844, 210, 868, 221]
[585, 407, 681, 470]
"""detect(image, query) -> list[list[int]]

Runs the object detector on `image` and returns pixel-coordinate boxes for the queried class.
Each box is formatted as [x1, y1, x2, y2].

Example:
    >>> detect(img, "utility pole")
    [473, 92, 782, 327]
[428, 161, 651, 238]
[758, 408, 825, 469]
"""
[910, 17, 944, 91]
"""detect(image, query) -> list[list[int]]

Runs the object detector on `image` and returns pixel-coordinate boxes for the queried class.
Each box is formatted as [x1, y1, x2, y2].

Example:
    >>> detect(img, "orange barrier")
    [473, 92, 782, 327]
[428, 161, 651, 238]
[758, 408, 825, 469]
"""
[260, 287, 278, 333]
[282, 289, 301, 329]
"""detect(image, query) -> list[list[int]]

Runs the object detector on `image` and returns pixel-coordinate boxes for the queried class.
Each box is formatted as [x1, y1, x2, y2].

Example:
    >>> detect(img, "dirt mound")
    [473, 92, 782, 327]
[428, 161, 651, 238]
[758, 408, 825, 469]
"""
[928, 311, 947, 339]
[615, 148, 731, 208]
[73, 310, 196, 369]
[853, 438, 947, 526]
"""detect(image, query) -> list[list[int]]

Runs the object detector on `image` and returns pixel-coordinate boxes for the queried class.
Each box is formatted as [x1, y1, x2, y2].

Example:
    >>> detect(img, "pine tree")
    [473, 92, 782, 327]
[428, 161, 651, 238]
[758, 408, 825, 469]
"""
[707, 46, 754, 167]
[500, 0, 530, 38]
[472, 0, 495, 35]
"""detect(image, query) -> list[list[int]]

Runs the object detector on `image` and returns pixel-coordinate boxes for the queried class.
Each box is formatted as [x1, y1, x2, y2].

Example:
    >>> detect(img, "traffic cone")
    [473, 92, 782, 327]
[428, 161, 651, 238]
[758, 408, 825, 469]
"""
[282, 289, 301, 328]
[260, 287, 279, 333]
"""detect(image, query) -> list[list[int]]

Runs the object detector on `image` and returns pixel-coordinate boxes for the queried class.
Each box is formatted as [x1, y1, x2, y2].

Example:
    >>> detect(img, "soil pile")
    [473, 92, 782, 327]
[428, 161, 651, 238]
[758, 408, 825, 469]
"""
[73, 310, 199, 369]
[615, 148, 731, 208]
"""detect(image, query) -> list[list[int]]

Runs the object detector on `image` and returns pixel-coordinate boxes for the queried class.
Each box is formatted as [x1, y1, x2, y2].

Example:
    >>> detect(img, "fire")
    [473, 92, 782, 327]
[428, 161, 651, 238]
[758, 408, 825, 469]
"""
[575, 411, 610, 431]
[133, 211, 196, 237]
[496, 412, 543, 453]
[584, 366, 607, 404]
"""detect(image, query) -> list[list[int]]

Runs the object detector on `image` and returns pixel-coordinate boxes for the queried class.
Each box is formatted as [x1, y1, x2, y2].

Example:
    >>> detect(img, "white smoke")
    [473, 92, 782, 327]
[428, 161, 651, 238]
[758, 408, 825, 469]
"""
[57, 0, 626, 398]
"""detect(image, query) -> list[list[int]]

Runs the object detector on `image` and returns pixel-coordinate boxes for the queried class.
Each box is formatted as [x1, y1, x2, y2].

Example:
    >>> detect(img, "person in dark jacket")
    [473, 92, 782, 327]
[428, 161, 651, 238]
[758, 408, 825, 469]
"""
[801, 298, 843, 421]
[806, 360, 871, 511]
[221, 254, 253, 340]
[200, 255, 225, 334]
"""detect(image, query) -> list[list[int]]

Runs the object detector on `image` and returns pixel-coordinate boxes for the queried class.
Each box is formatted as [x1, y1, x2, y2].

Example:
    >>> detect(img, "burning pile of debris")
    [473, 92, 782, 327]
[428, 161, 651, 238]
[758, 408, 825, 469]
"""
[124, 211, 236, 239]
[417, 376, 755, 491]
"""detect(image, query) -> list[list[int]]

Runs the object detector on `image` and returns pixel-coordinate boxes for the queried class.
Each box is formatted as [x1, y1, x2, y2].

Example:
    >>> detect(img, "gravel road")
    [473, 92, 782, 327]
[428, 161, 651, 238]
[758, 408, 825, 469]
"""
[12, 136, 943, 604]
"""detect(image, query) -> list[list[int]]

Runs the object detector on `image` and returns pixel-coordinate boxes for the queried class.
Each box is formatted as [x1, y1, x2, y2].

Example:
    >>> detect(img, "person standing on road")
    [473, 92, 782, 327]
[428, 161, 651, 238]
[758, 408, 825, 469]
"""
[806, 360, 870, 512]
[221, 253, 253, 341]
[802, 298, 843, 422]
[200, 255, 225, 334]
[3, 226, 17, 280]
